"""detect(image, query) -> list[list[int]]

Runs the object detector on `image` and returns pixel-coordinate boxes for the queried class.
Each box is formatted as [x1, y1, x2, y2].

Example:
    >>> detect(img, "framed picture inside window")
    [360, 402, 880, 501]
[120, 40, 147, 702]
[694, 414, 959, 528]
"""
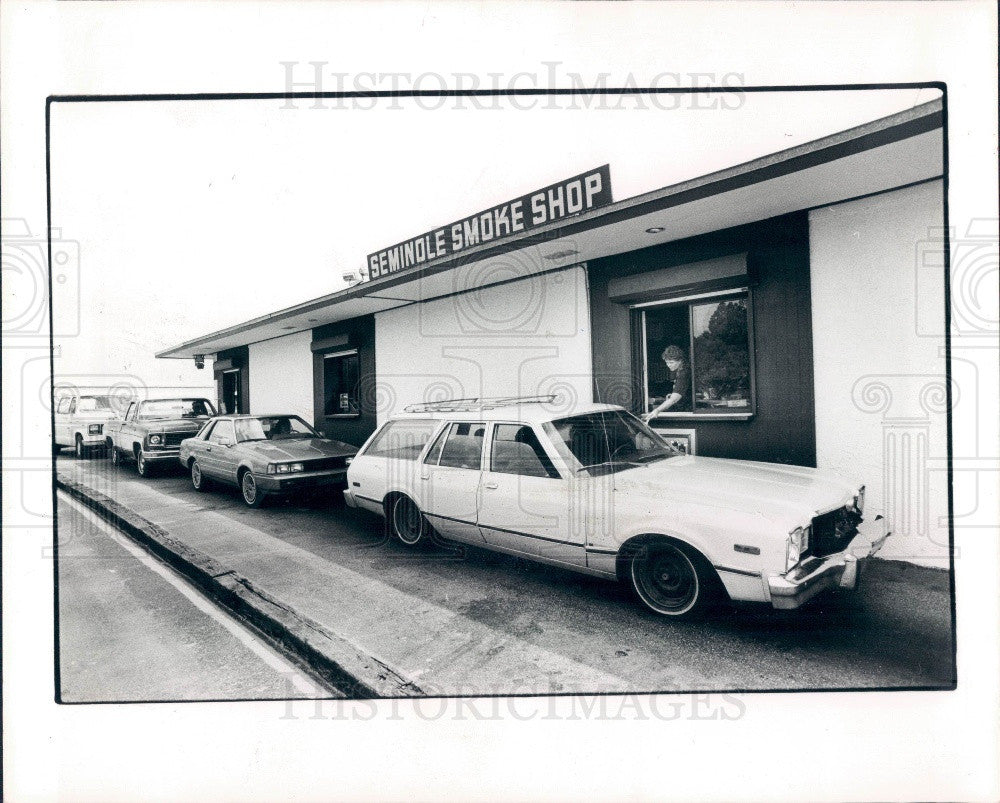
[638, 289, 755, 419]
[649, 427, 697, 456]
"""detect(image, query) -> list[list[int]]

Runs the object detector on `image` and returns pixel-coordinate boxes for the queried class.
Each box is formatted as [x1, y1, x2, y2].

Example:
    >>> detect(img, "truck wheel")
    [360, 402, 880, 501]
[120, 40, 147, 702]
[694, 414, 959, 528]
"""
[240, 471, 266, 508]
[74, 435, 87, 460]
[110, 445, 123, 466]
[136, 450, 154, 477]
[190, 460, 210, 492]
[628, 540, 717, 619]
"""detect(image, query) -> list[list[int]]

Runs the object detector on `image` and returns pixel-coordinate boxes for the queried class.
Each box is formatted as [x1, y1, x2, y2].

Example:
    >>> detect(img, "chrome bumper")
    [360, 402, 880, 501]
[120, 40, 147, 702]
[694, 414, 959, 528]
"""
[142, 448, 182, 462]
[767, 530, 891, 610]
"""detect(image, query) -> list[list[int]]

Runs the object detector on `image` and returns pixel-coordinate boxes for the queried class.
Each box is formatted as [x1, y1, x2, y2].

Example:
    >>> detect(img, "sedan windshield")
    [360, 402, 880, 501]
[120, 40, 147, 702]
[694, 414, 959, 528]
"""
[139, 399, 216, 420]
[235, 416, 318, 442]
[543, 410, 680, 476]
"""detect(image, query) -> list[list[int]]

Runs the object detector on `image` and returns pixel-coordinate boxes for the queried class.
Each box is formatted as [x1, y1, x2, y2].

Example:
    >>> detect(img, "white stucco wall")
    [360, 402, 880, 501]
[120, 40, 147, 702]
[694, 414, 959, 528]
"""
[375, 265, 593, 422]
[809, 180, 949, 567]
[248, 330, 314, 421]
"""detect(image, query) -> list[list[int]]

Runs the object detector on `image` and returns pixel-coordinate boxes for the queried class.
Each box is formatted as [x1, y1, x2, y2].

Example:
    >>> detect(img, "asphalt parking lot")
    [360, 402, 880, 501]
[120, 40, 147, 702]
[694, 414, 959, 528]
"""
[56, 454, 956, 697]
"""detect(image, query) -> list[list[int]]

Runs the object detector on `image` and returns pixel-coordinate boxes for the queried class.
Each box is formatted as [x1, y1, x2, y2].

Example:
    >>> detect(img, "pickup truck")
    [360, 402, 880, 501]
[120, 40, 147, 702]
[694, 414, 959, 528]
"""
[53, 393, 120, 458]
[105, 397, 216, 477]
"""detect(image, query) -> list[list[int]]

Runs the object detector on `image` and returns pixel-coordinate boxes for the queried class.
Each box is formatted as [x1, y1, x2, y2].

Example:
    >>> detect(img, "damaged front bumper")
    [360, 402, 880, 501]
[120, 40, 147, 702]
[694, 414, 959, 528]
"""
[767, 528, 891, 610]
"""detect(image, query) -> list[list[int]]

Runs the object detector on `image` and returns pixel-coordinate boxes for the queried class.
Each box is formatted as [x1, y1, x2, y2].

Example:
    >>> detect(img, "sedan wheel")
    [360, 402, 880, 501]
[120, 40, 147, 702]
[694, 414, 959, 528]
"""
[390, 495, 429, 546]
[630, 541, 708, 618]
[190, 460, 209, 492]
[241, 472, 265, 508]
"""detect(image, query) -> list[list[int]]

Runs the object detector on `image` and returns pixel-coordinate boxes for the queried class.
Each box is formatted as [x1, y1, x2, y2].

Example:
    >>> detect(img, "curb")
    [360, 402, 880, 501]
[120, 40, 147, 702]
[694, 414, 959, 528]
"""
[57, 473, 423, 699]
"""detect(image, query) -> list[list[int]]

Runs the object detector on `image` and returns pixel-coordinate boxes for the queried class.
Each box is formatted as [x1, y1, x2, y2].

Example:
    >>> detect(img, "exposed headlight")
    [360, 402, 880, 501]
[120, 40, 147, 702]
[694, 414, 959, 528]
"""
[88, 424, 102, 435]
[148, 434, 162, 445]
[786, 525, 811, 571]
[854, 485, 865, 514]
[271, 462, 305, 474]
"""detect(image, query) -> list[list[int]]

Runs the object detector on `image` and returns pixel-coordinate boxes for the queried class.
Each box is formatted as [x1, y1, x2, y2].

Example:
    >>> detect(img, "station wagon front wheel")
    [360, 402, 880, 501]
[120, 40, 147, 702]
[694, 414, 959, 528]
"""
[629, 541, 709, 618]
[390, 495, 430, 546]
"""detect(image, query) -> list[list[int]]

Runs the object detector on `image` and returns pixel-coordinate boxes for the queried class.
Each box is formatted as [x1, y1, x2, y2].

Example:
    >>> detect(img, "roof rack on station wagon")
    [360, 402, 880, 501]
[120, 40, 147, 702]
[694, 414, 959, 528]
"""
[402, 395, 559, 413]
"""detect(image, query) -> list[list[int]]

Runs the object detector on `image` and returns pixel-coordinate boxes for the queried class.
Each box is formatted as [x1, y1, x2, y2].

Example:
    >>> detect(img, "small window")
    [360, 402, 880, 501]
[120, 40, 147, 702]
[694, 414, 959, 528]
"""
[364, 419, 439, 461]
[422, 425, 449, 466]
[642, 291, 753, 417]
[490, 424, 560, 479]
[56, 397, 71, 415]
[323, 352, 361, 417]
[437, 422, 485, 470]
[209, 420, 235, 445]
[200, 421, 217, 440]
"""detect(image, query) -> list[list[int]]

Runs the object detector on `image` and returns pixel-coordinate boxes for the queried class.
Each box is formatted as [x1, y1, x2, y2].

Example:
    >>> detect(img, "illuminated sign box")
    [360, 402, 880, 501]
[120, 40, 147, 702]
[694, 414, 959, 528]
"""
[367, 165, 612, 280]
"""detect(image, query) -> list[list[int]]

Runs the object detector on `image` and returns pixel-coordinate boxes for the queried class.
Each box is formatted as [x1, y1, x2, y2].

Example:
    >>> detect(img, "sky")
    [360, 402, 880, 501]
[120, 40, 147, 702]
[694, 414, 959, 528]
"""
[48, 87, 941, 388]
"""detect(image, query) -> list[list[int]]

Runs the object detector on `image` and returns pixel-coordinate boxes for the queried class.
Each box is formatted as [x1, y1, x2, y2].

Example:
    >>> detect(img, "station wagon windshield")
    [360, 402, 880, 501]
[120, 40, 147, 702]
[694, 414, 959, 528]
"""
[138, 399, 215, 420]
[235, 416, 318, 442]
[543, 410, 680, 476]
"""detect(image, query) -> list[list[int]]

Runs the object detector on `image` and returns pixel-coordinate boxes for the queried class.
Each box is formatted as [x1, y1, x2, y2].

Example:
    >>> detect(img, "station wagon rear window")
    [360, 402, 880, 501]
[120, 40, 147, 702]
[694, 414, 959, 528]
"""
[364, 418, 438, 461]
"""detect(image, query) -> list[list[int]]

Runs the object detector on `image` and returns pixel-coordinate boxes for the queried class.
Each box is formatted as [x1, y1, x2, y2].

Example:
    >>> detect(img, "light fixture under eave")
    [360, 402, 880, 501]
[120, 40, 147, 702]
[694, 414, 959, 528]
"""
[543, 248, 580, 261]
[645, 226, 666, 234]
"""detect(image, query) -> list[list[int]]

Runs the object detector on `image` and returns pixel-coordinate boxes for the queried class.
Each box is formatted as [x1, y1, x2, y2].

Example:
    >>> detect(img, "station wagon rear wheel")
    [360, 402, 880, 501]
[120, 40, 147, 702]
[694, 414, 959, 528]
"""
[629, 541, 707, 618]
[390, 495, 430, 546]
[241, 471, 265, 508]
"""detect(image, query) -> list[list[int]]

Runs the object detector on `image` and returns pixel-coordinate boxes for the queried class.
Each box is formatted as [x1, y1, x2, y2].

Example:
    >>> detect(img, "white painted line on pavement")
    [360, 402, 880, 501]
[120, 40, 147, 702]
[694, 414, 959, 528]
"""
[60, 491, 324, 697]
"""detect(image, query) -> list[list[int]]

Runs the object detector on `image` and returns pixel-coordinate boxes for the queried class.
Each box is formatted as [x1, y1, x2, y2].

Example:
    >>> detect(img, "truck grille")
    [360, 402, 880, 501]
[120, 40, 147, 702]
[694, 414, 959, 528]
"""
[302, 456, 350, 472]
[163, 432, 196, 447]
[810, 506, 862, 558]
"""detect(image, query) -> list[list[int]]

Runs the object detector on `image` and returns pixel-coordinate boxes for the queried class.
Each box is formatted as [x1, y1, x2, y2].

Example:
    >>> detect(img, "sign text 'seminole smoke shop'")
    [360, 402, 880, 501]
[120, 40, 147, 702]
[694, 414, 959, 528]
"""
[159, 99, 948, 567]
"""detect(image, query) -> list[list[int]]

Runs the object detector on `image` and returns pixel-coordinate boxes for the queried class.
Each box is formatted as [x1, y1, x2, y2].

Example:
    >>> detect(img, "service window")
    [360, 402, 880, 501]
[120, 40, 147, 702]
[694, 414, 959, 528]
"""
[490, 424, 560, 479]
[56, 397, 71, 415]
[436, 422, 486, 470]
[209, 420, 235, 445]
[364, 419, 439, 460]
[322, 351, 361, 417]
[641, 291, 754, 417]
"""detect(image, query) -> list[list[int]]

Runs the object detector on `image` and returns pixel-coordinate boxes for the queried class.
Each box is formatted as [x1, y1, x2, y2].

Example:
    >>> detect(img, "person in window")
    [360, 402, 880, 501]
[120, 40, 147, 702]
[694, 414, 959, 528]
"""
[643, 345, 691, 420]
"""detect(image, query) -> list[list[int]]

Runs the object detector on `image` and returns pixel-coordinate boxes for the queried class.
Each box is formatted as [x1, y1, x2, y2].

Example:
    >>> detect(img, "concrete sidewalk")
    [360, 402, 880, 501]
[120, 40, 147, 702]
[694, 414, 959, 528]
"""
[57, 464, 637, 697]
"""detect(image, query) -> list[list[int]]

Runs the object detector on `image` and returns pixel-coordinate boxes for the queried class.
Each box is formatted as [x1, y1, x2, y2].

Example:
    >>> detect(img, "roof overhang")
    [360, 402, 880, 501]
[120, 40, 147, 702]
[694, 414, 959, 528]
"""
[158, 98, 943, 360]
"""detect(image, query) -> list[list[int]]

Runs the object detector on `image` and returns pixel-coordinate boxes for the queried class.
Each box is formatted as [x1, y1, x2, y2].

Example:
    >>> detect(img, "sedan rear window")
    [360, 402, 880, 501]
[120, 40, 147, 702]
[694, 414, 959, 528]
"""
[364, 419, 438, 461]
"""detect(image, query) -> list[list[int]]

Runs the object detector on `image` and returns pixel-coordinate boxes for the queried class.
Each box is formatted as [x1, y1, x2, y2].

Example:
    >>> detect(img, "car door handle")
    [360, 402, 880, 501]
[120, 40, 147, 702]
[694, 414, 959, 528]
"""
[483, 482, 498, 490]
[419, 473, 429, 480]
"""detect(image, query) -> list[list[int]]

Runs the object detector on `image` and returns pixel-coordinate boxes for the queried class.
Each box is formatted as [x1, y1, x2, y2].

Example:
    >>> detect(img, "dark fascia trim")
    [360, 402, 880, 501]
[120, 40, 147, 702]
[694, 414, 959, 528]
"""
[156, 99, 942, 359]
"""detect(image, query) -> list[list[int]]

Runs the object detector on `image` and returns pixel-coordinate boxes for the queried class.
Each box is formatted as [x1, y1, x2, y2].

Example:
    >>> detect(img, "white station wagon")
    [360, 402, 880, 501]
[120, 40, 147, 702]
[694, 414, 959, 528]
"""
[345, 397, 889, 618]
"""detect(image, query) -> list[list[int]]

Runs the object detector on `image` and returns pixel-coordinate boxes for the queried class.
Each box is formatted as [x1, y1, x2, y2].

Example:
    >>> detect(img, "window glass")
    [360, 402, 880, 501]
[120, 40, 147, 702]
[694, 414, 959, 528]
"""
[543, 410, 680, 477]
[56, 397, 71, 414]
[364, 419, 438, 461]
[77, 396, 113, 412]
[200, 421, 217, 440]
[323, 353, 360, 416]
[490, 424, 560, 479]
[139, 398, 216, 420]
[422, 425, 449, 465]
[235, 416, 317, 442]
[437, 422, 485, 470]
[643, 292, 752, 416]
[209, 420, 235, 445]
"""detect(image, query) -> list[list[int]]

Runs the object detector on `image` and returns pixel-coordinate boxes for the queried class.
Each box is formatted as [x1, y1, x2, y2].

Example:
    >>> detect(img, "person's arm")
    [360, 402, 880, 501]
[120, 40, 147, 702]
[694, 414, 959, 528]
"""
[642, 393, 682, 421]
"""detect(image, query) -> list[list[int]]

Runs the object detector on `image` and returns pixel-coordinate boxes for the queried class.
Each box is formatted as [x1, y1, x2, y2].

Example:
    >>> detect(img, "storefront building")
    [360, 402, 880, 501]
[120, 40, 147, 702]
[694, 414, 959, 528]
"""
[159, 99, 948, 566]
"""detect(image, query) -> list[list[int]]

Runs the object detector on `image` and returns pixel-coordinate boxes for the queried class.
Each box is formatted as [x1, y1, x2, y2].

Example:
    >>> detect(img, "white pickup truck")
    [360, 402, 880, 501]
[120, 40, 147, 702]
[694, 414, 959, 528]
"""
[105, 397, 216, 477]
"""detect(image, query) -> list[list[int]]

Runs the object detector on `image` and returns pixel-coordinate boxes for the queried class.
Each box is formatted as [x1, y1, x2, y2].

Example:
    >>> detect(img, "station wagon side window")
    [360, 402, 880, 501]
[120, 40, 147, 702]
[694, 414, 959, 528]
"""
[436, 422, 486, 470]
[209, 420, 235, 446]
[422, 425, 449, 465]
[56, 398, 71, 415]
[490, 424, 561, 479]
[364, 418, 438, 461]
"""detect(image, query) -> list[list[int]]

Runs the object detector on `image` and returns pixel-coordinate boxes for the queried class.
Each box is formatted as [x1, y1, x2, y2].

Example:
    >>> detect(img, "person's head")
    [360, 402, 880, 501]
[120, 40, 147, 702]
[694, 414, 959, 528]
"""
[661, 345, 685, 371]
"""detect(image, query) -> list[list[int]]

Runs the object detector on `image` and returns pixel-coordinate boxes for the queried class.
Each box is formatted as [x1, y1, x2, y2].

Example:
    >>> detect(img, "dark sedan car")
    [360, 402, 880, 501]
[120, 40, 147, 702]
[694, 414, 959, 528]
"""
[178, 414, 357, 507]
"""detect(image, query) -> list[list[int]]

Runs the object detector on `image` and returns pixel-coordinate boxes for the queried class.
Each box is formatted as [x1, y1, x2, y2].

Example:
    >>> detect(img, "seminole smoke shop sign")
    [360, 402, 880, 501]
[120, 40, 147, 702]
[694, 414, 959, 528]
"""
[367, 165, 612, 280]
